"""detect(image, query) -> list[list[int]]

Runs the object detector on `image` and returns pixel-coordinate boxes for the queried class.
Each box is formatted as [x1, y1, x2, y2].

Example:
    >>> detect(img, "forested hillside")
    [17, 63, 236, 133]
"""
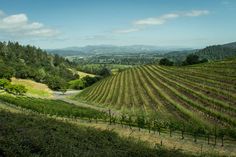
[195, 44, 236, 60]
[0, 42, 78, 90]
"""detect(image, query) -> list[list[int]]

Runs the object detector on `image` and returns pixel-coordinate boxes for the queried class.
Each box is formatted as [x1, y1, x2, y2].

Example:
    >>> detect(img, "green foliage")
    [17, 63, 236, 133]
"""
[5, 84, 27, 95]
[98, 66, 112, 77]
[195, 45, 236, 60]
[69, 79, 85, 89]
[82, 75, 101, 88]
[182, 54, 208, 65]
[69, 75, 101, 90]
[0, 41, 77, 90]
[0, 79, 27, 95]
[159, 58, 174, 66]
[76, 64, 131, 75]
[44, 75, 68, 91]
[0, 63, 14, 80]
[0, 79, 10, 89]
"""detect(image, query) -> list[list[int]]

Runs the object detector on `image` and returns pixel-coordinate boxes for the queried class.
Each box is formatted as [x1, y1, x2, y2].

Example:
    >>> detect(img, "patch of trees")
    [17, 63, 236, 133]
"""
[69, 76, 102, 90]
[159, 58, 174, 66]
[0, 79, 27, 95]
[0, 41, 77, 91]
[182, 54, 208, 66]
[77, 64, 113, 77]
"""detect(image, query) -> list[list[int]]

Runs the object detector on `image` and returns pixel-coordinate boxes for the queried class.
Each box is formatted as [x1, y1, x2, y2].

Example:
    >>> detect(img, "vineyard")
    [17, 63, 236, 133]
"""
[76, 58, 236, 138]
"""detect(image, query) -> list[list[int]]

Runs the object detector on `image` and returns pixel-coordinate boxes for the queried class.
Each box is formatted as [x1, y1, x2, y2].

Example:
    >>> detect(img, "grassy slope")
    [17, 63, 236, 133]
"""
[77, 70, 96, 78]
[76, 58, 236, 130]
[11, 78, 53, 98]
[0, 103, 194, 157]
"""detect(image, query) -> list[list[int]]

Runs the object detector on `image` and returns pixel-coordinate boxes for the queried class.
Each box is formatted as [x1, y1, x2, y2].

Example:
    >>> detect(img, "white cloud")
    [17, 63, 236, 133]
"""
[184, 10, 209, 17]
[115, 10, 209, 34]
[0, 10, 59, 38]
[134, 13, 179, 26]
[114, 28, 140, 34]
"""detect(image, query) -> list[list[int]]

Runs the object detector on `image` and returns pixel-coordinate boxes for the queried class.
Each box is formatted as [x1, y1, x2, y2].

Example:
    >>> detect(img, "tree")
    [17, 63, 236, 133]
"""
[159, 58, 174, 66]
[184, 54, 200, 65]
[45, 76, 68, 91]
[98, 67, 112, 77]
[0, 64, 14, 80]
[82, 76, 101, 87]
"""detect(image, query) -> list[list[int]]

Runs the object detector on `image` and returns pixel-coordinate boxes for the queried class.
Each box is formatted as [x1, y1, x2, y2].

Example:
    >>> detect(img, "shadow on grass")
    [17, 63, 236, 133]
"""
[0, 110, 193, 157]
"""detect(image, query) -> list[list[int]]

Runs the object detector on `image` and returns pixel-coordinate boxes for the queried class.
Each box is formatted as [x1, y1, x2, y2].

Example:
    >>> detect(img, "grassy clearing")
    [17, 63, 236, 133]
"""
[11, 78, 53, 98]
[77, 70, 96, 78]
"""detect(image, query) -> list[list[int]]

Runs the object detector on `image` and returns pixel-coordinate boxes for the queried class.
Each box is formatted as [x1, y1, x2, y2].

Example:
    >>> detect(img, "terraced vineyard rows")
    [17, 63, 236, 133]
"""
[77, 59, 236, 131]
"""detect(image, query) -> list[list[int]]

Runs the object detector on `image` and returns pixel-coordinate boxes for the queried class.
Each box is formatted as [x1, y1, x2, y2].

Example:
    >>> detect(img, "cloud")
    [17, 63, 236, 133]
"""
[113, 28, 140, 34]
[183, 10, 209, 17]
[0, 10, 59, 38]
[115, 10, 209, 34]
[134, 13, 179, 26]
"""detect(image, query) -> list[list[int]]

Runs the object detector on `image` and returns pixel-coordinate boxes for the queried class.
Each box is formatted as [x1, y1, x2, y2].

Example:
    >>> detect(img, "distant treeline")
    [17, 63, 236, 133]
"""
[0, 41, 78, 90]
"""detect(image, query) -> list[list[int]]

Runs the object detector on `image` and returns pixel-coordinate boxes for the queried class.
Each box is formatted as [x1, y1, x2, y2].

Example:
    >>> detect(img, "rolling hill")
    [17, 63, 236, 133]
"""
[195, 42, 236, 61]
[76, 58, 236, 135]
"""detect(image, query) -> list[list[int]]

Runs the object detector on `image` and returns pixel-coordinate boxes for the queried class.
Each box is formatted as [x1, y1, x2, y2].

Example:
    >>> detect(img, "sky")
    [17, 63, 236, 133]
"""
[0, 0, 235, 49]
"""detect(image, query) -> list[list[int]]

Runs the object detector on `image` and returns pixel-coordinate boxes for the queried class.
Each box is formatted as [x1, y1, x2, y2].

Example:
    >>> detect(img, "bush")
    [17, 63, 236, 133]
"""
[44, 76, 68, 91]
[98, 67, 112, 77]
[159, 58, 174, 66]
[5, 84, 27, 95]
[69, 79, 85, 90]
[182, 54, 208, 65]
[0, 79, 10, 89]
[82, 76, 101, 87]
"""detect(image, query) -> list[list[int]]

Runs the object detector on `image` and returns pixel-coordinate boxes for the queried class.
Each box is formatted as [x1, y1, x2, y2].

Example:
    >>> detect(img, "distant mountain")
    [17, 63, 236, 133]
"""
[47, 45, 193, 56]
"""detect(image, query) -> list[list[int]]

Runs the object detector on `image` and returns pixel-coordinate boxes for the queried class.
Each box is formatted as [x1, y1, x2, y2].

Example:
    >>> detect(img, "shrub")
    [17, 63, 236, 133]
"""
[69, 79, 85, 90]
[5, 84, 27, 95]
[159, 58, 174, 66]
[82, 76, 101, 87]
[0, 79, 10, 89]
[182, 54, 208, 65]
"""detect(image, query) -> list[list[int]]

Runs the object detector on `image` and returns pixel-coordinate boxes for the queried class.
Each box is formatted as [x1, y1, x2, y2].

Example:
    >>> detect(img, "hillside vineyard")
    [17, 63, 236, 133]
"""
[77, 59, 236, 130]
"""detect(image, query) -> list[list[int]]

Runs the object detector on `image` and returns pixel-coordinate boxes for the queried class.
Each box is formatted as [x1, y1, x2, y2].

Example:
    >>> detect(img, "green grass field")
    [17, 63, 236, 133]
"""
[76, 58, 236, 138]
